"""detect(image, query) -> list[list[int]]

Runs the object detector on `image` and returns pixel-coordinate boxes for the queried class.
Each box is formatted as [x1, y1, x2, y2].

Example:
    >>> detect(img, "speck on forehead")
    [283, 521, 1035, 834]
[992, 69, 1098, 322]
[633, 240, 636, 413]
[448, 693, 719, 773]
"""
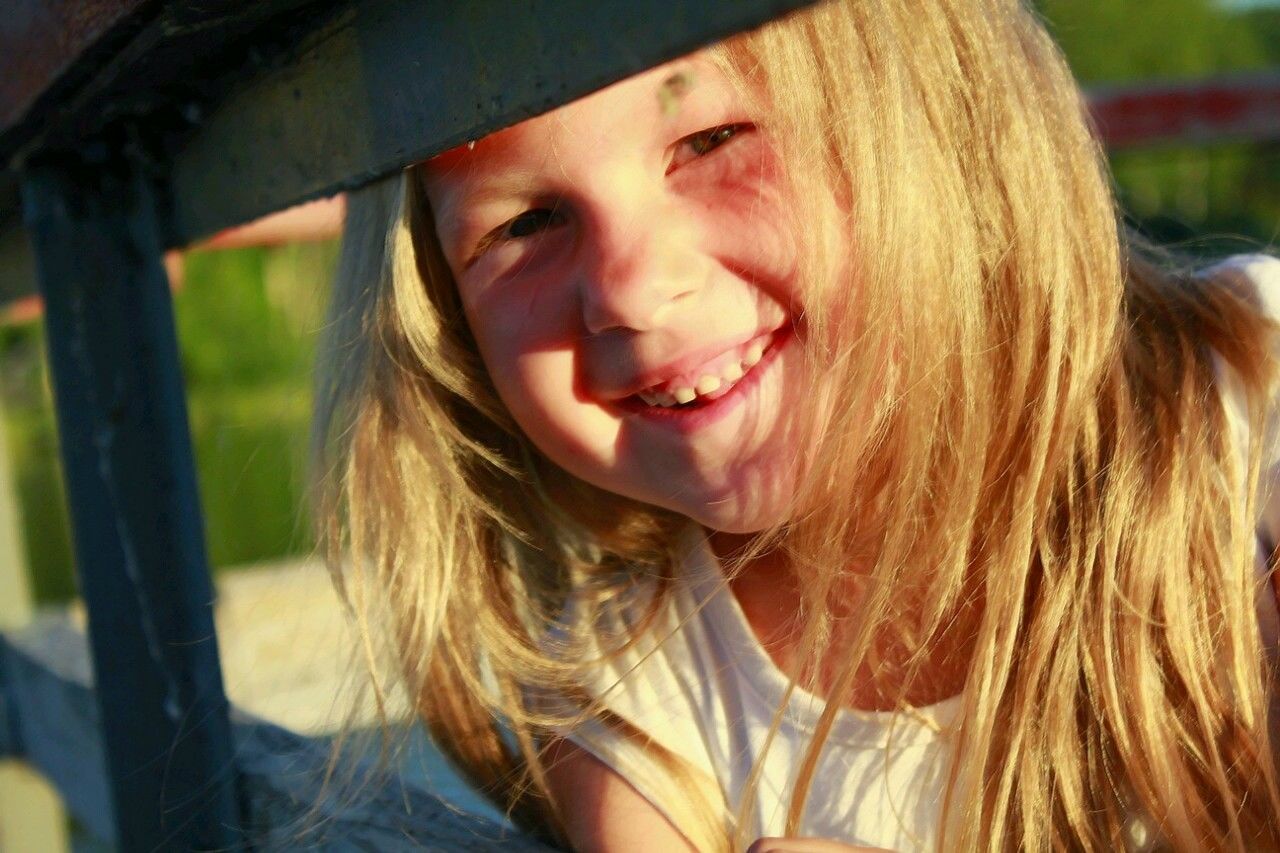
[659, 70, 695, 117]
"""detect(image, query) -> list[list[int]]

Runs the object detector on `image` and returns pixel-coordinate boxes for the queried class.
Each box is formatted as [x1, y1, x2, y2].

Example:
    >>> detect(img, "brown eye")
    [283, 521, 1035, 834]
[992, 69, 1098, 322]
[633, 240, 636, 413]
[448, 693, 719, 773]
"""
[690, 124, 742, 154]
[466, 206, 569, 268]
[504, 208, 566, 239]
[668, 122, 755, 173]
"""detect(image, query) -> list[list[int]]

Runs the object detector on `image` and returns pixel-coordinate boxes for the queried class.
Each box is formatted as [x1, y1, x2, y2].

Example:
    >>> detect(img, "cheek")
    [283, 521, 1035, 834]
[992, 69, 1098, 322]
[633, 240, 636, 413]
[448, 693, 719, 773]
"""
[461, 271, 581, 412]
[467, 301, 565, 413]
[459, 259, 629, 469]
[499, 350, 585, 450]
[692, 172, 798, 299]
[468, 313, 620, 464]
[463, 270, 579, 351]
[731, 208, 797, 290]
[509, 354, 630, 484]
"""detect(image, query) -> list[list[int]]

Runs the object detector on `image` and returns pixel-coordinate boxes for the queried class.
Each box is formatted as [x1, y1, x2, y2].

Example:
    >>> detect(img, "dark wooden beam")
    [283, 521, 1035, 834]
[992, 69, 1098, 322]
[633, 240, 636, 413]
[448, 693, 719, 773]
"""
[168, 0, 823, 245]
[2, 0, 821, 293]
[0, 0, 156, 137]
[20, 162, 242, 851]
[0, 0, 331, 165]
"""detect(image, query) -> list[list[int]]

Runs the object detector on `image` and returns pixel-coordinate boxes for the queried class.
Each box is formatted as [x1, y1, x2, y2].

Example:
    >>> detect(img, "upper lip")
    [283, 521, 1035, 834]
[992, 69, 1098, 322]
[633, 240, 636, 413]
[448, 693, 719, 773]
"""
[612, 325, 784, 399]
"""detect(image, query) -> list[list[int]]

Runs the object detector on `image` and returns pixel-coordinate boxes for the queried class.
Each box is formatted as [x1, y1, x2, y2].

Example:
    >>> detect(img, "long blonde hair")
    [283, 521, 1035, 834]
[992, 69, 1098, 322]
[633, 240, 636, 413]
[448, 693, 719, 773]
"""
[311, 0, 1280, 848]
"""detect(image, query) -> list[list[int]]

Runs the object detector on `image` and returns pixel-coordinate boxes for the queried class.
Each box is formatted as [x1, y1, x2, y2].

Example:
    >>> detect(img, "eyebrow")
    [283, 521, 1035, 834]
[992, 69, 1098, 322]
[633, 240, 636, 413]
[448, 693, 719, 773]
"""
[454, 165, 543, 205]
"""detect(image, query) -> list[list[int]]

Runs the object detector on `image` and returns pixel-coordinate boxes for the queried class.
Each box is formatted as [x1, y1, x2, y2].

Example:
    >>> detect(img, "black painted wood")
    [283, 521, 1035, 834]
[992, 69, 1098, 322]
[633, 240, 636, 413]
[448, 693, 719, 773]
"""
[0, 0, 156, 138]
[2, 0, 820, 289]
[19, 163, 241, 851]
[168, 0, 820, 245]
[0, 0, 329, 163]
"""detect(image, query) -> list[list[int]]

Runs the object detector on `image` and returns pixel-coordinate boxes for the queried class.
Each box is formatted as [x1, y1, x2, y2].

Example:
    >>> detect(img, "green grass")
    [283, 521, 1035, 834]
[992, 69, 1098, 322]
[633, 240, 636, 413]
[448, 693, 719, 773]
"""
[0, 241, 336, 605]
[187, 384, 316, 569]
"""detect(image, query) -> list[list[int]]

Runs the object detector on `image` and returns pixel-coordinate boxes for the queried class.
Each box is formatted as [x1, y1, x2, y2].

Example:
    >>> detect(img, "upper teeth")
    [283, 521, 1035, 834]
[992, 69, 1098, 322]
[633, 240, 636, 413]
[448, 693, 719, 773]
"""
[638, 341, 769, 408]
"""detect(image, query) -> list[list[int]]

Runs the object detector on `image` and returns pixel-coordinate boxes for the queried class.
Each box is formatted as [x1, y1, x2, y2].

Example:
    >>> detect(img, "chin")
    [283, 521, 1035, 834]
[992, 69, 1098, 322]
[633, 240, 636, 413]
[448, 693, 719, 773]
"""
[679, 498, 790, 536]
[693, 468, 799, 534]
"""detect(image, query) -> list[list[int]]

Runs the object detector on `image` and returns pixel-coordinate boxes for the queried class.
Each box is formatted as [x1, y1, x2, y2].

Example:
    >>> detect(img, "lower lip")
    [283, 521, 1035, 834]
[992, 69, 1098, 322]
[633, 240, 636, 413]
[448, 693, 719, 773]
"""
[616, 326, 793, 433]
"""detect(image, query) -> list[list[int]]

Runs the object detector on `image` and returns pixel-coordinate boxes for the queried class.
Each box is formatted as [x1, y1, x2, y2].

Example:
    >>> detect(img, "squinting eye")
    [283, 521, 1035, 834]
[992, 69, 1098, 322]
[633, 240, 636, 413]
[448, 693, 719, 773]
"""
[466, 206, 568, 267]
[504, 207, 566, 239]
[689, 125, 741, 154]
[667, 122, 755, 174]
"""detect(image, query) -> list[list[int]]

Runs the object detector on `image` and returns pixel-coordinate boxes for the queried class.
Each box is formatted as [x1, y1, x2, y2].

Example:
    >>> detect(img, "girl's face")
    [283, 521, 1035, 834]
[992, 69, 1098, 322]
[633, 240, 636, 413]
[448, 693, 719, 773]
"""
[421, 54, 815, 533]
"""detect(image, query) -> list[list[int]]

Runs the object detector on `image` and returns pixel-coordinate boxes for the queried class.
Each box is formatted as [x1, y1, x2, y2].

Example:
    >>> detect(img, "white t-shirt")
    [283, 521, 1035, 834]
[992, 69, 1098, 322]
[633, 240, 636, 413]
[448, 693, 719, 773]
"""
[559, 254, 1280, 851]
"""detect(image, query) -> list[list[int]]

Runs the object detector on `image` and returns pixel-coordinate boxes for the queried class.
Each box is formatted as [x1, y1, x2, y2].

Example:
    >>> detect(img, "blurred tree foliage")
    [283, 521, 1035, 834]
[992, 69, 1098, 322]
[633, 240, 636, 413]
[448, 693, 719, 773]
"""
[1037, 0, 1280, 249]
[1, 242, 336, 602]
[1038, 0, 1273, 82]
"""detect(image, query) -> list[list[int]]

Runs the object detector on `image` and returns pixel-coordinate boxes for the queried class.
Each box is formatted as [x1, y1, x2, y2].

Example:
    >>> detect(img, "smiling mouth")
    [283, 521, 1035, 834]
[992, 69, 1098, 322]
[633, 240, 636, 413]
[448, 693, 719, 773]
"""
[619, 325, 792, 413]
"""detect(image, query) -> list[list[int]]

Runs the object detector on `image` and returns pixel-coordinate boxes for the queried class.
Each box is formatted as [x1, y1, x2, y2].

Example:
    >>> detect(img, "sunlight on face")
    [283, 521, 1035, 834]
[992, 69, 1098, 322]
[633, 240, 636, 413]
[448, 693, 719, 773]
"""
[421, 53, 813, 533]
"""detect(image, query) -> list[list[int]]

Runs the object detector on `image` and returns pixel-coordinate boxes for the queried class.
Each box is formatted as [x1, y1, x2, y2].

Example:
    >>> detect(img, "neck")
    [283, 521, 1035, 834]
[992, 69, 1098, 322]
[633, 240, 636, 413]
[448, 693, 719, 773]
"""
[707, 527, 978, 711]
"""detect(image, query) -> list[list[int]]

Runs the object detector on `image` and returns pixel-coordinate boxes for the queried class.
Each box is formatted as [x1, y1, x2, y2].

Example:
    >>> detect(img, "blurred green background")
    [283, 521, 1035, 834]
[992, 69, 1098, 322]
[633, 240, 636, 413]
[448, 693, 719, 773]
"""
[1, 0, 1279, 605]
[1, 242, 337, 602]
[1038, 0, 1280, 248]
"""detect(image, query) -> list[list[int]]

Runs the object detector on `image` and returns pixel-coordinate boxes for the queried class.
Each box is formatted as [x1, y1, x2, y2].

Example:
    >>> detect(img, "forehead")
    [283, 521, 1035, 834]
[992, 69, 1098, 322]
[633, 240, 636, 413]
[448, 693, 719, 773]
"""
[423, 53, 737, 180]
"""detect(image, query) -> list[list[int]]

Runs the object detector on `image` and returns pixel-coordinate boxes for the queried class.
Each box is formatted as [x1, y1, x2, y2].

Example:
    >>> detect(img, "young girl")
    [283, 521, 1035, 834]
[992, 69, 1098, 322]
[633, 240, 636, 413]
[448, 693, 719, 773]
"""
[310, 0, 1280, 849]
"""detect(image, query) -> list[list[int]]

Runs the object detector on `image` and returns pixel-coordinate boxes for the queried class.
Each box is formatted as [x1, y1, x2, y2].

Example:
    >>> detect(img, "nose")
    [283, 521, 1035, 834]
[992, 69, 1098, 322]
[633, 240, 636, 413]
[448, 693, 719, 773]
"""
[578, 198, 701, 335]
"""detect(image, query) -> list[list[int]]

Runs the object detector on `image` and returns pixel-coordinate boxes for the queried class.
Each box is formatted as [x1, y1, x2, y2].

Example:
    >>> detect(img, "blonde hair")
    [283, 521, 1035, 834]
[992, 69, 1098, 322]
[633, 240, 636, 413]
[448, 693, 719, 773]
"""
[312, 0, 1280, 849]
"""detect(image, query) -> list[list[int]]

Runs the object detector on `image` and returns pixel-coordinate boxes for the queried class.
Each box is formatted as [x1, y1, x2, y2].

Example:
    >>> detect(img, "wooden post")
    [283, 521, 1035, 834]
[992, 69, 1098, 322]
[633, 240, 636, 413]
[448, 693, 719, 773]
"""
[0, 388, 69, 852]
[19, 162, 242, 850]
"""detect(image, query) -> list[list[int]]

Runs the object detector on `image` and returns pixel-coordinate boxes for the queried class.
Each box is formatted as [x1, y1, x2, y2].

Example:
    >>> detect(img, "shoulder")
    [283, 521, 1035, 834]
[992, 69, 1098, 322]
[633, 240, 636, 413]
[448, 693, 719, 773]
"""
[542, 737, 700, 853]
[1218, 252, 1280, 281]
[539, 564, 732, 837]
[1198, 253, 1280, 424]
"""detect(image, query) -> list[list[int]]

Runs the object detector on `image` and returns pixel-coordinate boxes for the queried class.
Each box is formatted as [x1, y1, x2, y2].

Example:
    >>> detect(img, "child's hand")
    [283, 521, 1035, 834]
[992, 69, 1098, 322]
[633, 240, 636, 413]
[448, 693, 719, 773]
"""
[747, 839, 895, 853]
